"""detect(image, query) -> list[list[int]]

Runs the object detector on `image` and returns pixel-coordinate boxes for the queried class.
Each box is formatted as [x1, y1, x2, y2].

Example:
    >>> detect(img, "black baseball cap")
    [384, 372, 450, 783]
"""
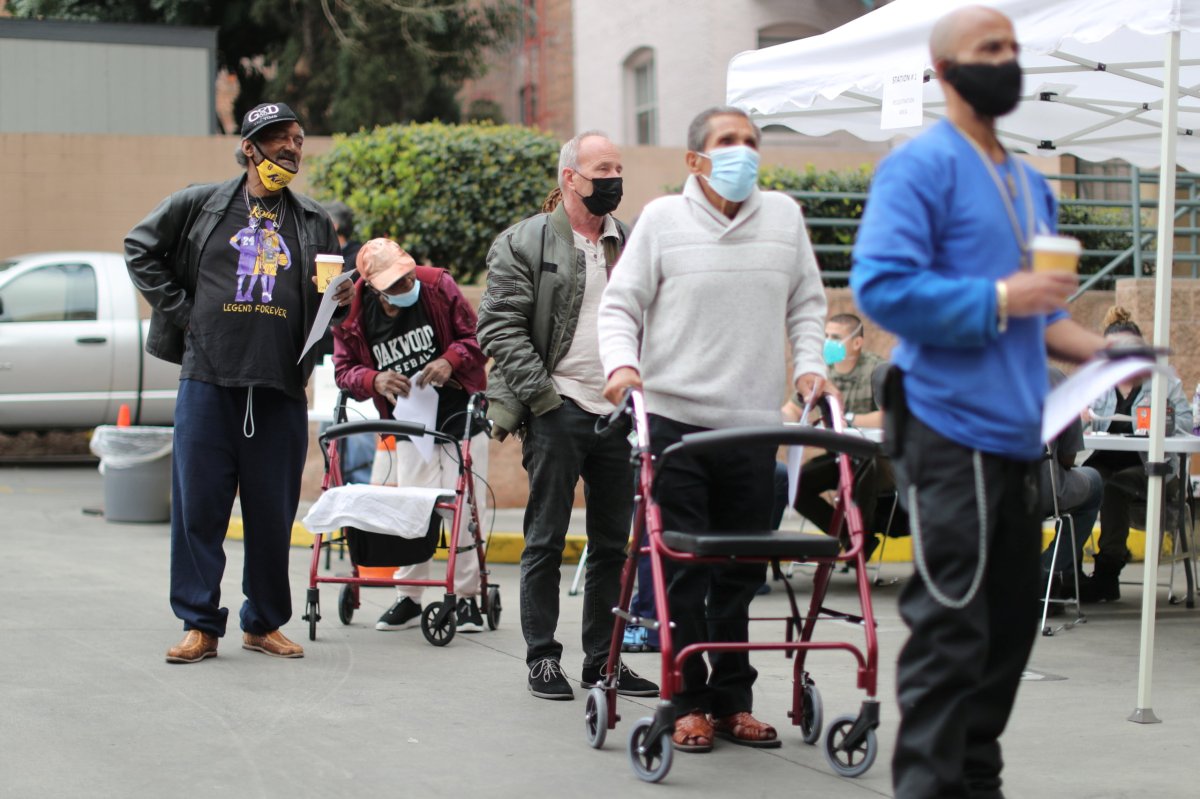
[240, 102, 300, 140]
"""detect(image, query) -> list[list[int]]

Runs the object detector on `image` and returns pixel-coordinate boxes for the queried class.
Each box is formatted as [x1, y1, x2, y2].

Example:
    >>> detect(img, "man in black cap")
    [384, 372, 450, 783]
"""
[125, 102, 350, 664]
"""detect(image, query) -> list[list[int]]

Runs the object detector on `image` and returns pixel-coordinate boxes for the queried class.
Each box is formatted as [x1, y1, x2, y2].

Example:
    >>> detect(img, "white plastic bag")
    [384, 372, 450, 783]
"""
[89, 425, 173, 471]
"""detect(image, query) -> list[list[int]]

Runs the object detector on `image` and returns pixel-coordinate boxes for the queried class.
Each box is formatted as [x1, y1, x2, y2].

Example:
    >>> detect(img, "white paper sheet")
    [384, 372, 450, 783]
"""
[785, 397, 817, 508]
[880, 65, 925, 130]
[1041, 357, 1165, 443]
[297, 269, 356, 363]
[390, 381, 440, 463]
[787, 437, 803, 509]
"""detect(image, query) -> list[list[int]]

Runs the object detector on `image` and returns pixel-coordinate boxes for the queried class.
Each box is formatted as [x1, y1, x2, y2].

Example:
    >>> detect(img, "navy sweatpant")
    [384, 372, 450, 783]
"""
[170, 379, 308, 637]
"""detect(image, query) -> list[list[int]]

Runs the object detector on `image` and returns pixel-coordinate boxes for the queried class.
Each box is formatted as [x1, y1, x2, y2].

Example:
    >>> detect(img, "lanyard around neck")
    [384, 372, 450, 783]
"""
[955, 125, 1035, 269]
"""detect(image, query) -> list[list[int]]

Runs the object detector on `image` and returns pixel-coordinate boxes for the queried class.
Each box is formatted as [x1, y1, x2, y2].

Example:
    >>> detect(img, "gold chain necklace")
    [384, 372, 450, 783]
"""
[243, 183, 286, 230]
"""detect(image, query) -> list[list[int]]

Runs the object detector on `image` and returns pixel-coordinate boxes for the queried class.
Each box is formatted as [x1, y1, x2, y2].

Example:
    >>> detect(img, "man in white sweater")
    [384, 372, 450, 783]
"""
[598, 106, 828, 753]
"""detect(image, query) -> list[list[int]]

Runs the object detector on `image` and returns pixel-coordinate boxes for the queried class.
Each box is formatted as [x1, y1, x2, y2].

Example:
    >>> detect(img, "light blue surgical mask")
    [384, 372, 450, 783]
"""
[823, 324, 863, 366]
[384, 280, 420, 308]
[823, 338, 847, 367]
[698, 145, 761, 202]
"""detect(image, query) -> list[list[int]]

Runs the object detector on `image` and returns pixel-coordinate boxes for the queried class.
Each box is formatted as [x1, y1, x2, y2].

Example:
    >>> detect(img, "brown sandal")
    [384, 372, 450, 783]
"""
[672, 711, 714, 753]
[711, 711, 781, 749]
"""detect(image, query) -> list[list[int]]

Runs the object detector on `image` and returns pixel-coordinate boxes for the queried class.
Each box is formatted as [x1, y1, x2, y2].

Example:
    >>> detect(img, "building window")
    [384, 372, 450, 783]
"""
[625, 48, 657, 146]
[519, 84, 538, 127]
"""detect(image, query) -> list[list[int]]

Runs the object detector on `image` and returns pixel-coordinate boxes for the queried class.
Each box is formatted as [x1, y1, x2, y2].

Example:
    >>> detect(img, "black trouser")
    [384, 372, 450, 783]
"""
[170, 379, 308, 637]
[892, 414, 1041, 799]
[649, 414, 775, 717]
[520, 399, 633, 669]
[1087, 450, 1179, 570]
[792, 453, 880, 537]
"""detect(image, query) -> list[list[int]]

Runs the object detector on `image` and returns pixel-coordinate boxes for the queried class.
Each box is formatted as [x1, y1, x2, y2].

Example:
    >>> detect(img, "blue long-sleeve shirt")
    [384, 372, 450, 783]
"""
[851, 120, 1063, 460]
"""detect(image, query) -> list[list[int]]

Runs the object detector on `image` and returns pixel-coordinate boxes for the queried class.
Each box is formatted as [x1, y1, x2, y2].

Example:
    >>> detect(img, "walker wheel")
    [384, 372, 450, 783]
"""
[822, 713, 877, 778]
[800, 681, 823, 744]
[420, 601, 456, 646]
[628, 717, 673, 783]
[584, 686, 608, 749]
[338, 584, 356, 625]
[486, 585, 502, 630]
[305, 600, 319, 641]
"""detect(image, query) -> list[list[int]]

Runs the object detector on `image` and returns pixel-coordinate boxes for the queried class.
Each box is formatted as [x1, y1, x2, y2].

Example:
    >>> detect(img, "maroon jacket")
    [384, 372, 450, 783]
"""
[332, 265, 486, 421]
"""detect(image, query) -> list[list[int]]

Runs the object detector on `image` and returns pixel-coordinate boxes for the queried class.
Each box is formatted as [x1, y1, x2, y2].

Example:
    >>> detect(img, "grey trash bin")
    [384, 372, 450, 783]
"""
[89, 426, 174, 523]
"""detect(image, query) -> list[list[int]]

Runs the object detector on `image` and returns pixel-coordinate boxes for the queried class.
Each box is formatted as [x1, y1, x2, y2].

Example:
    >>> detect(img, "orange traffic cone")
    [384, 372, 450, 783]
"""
[116, 404, 132, 427]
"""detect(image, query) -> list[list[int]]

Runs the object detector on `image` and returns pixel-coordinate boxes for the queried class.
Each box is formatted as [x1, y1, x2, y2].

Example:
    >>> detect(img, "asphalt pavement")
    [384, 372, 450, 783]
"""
[2, 463, 1199, 798]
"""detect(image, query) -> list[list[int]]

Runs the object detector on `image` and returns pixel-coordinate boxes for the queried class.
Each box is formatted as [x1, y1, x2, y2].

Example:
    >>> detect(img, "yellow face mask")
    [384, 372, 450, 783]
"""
[253, 146, 297, 191]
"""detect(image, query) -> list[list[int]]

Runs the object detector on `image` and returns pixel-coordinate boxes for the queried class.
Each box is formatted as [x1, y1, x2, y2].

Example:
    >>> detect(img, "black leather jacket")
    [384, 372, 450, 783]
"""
[124, 175, 340, 382]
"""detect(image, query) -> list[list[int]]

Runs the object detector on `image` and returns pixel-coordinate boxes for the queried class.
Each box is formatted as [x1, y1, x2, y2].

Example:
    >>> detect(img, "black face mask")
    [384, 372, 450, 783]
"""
[577, 175, 623, 216]
[942, 59, 1023, 118]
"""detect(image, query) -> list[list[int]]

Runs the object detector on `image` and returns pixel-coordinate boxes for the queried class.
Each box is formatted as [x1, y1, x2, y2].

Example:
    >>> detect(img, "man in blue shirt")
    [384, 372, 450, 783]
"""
[851, 7, 1105, 797]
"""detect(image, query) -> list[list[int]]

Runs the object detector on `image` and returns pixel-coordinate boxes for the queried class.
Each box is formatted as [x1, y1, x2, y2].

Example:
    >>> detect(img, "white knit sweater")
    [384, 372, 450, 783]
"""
[598, 175, 827, 429]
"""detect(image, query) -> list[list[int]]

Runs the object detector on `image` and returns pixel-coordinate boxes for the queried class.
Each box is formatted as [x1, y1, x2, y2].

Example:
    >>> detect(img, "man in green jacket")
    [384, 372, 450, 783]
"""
[477, 130, 657, 701]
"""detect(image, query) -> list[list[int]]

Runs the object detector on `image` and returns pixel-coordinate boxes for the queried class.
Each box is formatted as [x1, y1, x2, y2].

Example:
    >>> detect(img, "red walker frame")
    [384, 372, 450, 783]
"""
[302, 392, 499, 647]
[583, 389, 881, 782]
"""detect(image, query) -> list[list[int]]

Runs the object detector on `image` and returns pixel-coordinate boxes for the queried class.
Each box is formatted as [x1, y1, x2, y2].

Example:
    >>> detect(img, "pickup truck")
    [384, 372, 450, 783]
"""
[0, 251, 179, 431]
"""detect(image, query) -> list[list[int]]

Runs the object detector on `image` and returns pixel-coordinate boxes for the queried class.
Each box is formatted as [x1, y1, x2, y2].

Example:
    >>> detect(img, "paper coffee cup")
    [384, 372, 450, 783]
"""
[1031, 234, 1081, 274]
[314, 253, 344, 292]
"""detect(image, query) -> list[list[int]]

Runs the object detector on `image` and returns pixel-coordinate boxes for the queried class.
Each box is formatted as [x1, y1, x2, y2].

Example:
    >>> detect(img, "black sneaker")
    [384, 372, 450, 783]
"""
[376, 597, 422, 631]
[456, 597, 485, 633]
[528, 658, 574, 700]
[581, 661, 659, 697]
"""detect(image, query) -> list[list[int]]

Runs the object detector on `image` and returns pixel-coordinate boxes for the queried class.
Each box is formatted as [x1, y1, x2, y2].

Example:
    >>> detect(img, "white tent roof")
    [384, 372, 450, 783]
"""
[727, 0, 1200, 169]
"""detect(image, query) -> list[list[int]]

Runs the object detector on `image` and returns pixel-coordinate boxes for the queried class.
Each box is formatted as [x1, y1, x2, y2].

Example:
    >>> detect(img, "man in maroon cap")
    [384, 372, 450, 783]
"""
[126, 102, 350, 664]
[332, 238, 488, 631]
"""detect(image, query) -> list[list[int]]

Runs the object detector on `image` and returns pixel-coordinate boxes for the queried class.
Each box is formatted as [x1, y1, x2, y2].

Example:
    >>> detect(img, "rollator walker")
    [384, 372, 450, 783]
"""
[583, 389, 881, 783]
[302, 391, 500, 647]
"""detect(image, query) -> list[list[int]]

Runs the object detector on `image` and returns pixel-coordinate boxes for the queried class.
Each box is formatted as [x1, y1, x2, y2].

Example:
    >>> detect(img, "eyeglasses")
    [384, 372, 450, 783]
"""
[372, 274, 416, 297]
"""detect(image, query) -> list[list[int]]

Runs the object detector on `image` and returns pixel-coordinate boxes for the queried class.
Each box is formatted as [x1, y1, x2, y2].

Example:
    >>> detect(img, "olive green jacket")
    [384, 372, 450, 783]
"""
[476, 204, 626, 439]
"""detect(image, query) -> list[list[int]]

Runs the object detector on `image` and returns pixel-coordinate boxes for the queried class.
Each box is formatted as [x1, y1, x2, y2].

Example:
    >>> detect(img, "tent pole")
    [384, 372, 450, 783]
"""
[1130, 29, 1181, 726]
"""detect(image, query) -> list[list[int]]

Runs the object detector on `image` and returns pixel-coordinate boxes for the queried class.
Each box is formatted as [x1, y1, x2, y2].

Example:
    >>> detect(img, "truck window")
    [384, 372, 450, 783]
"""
[0, 263, 97, 323]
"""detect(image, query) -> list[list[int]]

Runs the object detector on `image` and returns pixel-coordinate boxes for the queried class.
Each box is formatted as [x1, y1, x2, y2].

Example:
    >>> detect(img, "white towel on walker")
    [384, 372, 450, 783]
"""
[303, 485, 454, 538]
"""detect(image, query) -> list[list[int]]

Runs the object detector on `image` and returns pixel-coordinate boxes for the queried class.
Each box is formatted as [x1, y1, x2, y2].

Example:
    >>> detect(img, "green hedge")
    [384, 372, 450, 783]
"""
[309, 122, 560, 283]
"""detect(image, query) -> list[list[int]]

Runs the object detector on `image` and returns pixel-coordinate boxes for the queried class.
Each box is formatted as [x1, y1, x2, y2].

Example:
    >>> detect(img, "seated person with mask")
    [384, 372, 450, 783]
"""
[779, 314, 885, 558]
[1081, 308, 1192, 602]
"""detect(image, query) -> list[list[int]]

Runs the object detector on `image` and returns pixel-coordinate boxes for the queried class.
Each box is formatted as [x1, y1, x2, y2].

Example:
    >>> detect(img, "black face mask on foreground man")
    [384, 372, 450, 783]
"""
[942, 59, 1023, 117]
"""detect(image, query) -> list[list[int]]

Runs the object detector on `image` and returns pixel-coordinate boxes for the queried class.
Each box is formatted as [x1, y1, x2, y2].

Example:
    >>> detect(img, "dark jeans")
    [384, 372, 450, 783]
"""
[520, 398, 633, 669]
[649, 413, 775, 717]
[792, 453, 880, 537]
[170, 379, 308, 637]
[892, 415, 1041, 799]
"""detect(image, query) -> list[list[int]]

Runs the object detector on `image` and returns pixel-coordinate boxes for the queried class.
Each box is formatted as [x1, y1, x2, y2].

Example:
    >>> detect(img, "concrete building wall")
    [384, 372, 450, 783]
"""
[572, 0, 880, 147]
[0, 19, 215, 136]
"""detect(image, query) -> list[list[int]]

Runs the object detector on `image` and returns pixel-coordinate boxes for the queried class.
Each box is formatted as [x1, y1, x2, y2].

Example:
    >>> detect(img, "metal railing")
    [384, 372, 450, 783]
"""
[795, 170, 1200, 298]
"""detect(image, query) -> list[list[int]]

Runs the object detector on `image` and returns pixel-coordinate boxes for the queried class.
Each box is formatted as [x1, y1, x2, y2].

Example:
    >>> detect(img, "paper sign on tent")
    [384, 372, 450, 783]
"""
[881, 66, 925, 130]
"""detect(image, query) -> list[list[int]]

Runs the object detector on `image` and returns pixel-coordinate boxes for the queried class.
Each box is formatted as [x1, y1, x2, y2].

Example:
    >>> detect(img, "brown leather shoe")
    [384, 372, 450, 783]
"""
[165, 630, 218, 664]
[242, 629, 304, 659]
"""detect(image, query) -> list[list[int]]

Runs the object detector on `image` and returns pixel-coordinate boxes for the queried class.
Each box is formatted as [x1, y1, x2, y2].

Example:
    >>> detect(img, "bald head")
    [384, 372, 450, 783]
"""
[930, 5, 1013, 63]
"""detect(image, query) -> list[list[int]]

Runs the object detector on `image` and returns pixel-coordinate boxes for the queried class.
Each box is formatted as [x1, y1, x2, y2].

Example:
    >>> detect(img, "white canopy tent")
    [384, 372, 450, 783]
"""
[728, 0, 1200, 723]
